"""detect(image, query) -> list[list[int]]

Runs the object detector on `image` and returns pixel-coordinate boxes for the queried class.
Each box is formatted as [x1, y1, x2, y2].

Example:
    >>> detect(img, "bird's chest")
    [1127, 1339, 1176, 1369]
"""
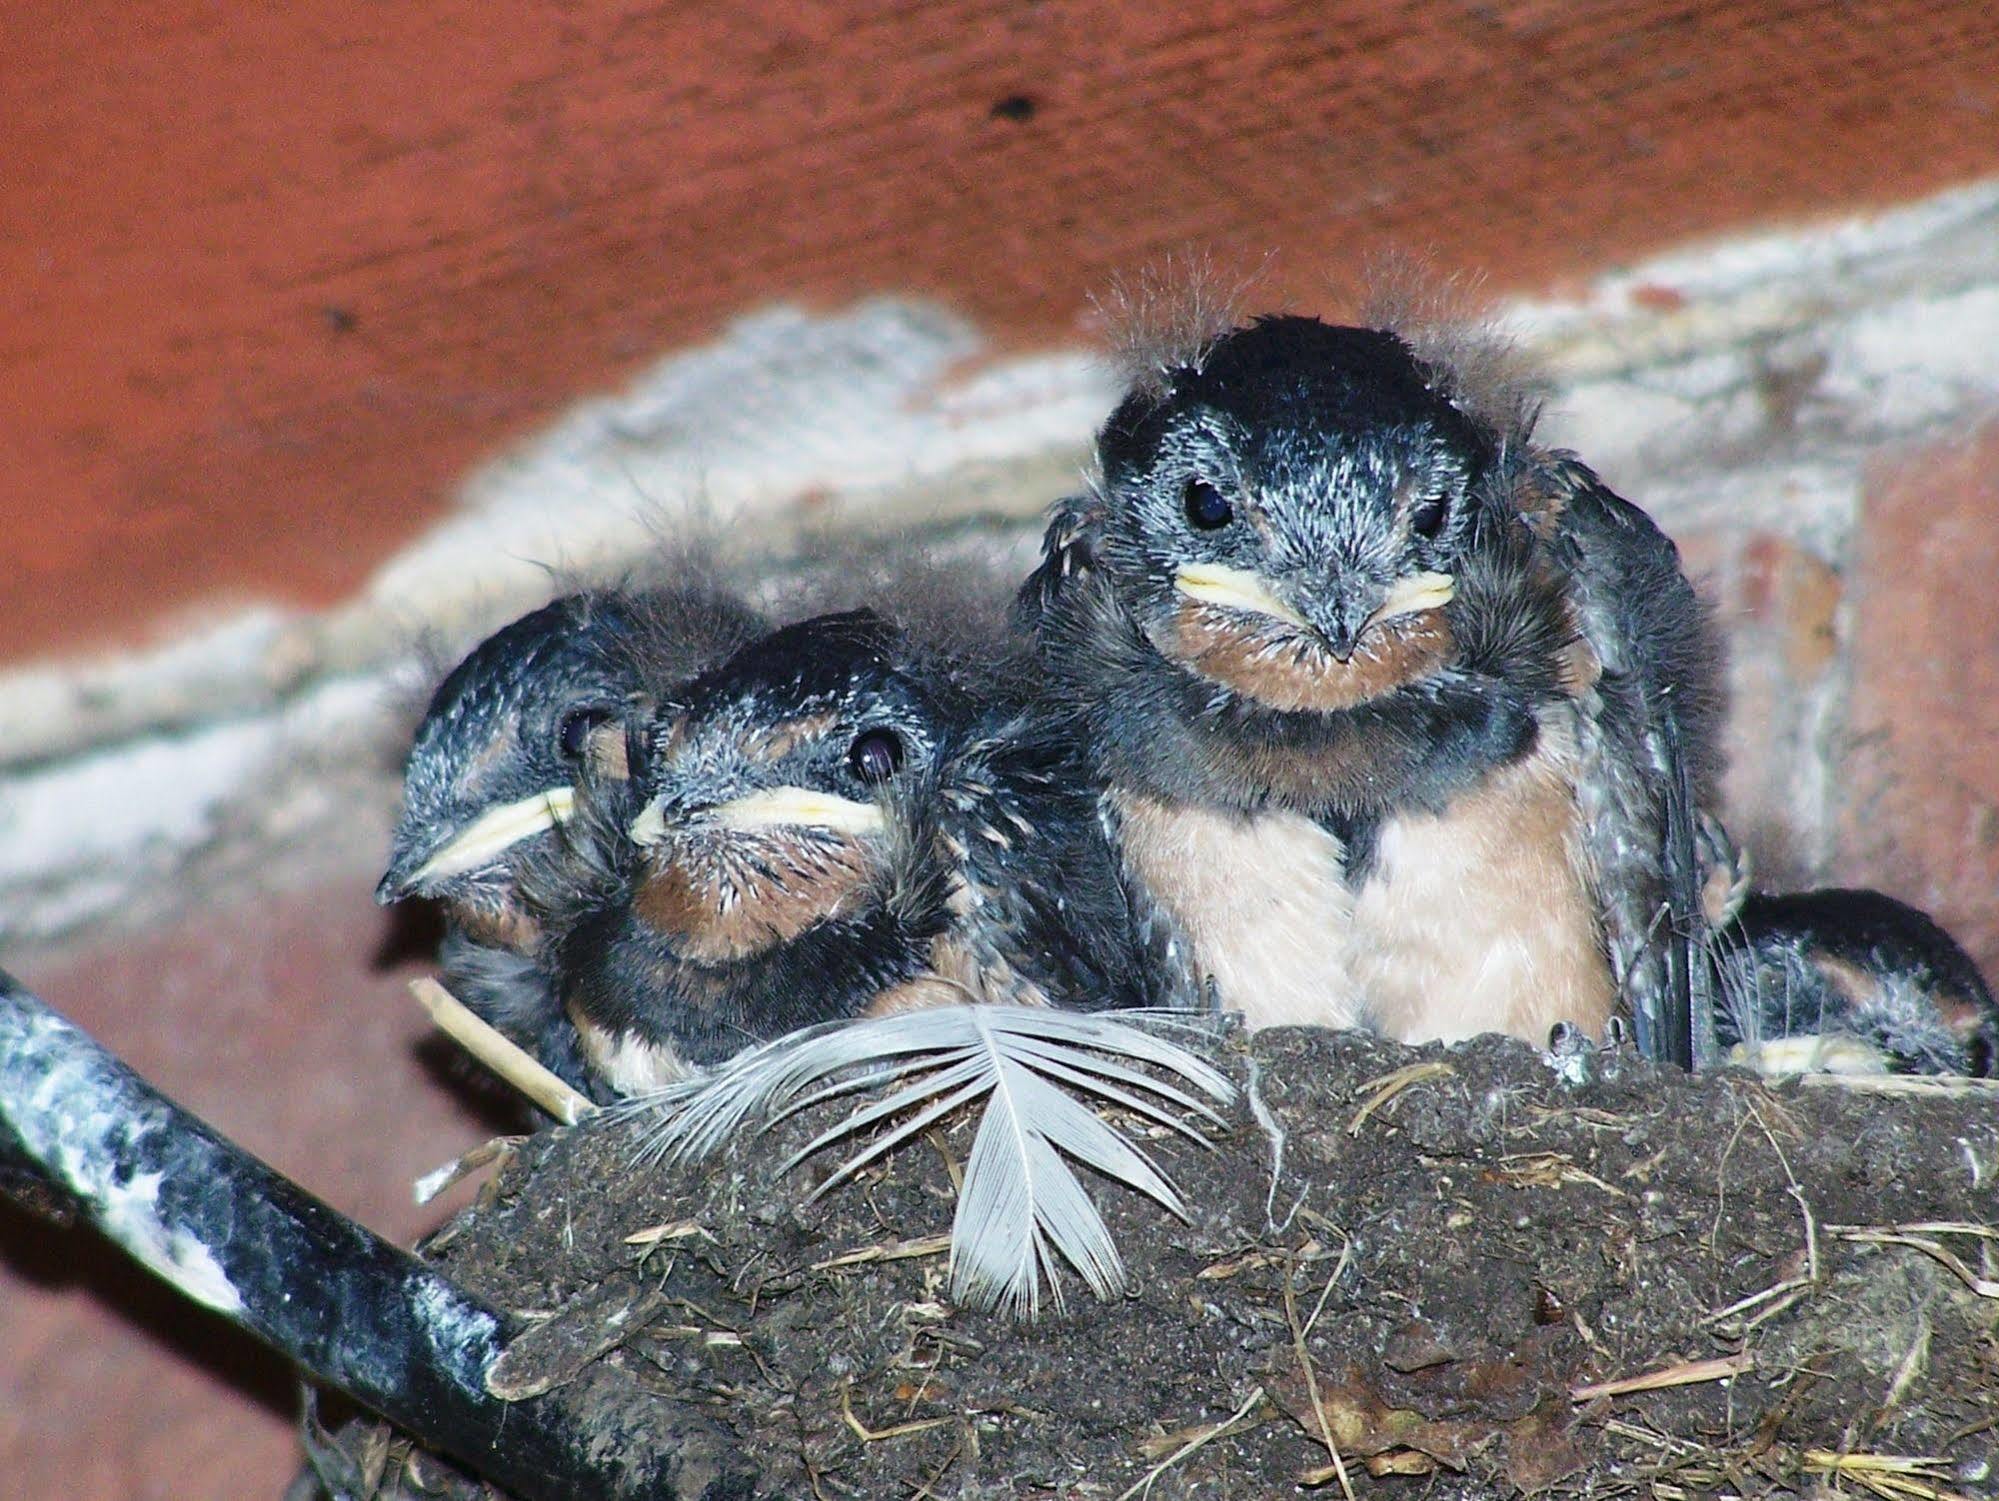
[1351, 716, 1614, 1045]
[1108, 712, 1613, 1044]
[1108, 791, 1366, 1029]
[866, 864, 1057, 1017]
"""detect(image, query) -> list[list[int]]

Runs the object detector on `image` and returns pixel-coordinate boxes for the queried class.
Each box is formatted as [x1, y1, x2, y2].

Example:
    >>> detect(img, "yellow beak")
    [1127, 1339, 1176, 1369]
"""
[410, 786, 575, 885]
[1175, 564, 1456, 632]
[629, 785, 885, 845]
[1173, 563, 1311, 629]
[1371, 571, 1456, 623]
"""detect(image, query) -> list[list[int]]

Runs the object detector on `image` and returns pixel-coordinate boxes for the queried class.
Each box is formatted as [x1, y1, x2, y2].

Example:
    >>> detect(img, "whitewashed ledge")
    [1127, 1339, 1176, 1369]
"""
[4, 181, 1998, 945]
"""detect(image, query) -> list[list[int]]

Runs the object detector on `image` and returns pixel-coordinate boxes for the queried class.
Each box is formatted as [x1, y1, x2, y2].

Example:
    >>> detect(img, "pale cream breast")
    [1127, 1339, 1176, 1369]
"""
[573, 1017, 695, 1096]
[1109, 789, 1367, 1030]
[1352, 712, 1614, 1047]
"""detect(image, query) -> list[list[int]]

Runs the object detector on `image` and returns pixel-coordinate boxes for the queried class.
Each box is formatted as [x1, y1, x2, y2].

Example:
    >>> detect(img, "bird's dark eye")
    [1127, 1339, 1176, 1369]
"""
[1182, 478, 1234, 530]
[847, 728, 905, 784]
[1409, 490, 1450, 539]
[557, 706, 614, 761]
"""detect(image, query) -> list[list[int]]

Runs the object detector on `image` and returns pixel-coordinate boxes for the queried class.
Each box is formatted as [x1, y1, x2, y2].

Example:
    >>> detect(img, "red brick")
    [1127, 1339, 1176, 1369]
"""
[8, 0, 1999, 662]
[1839, 421, 1999, 981]
[1680, 526, 1849, 886]
[1736, 534, 1843, 680]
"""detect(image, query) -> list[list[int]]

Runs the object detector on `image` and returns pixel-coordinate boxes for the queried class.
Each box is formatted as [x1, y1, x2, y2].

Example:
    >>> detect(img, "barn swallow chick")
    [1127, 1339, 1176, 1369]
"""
[1024, 312, 1720, 1060]
[544, 609, 1153, 1094]
[378, 585, 766, 1095]
[1714, 888, 1997, 1077]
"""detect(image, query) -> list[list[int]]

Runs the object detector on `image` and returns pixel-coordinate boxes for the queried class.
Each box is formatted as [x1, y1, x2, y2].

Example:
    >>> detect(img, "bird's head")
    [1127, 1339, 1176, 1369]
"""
[623, 611, 953, 963]
[1093, 315, 1503, 712]
[377, 593, 643, 938]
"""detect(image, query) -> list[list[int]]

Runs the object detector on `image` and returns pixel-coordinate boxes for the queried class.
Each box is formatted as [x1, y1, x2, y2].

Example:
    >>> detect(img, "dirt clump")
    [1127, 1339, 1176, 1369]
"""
[303, 1026, 1999, 1499]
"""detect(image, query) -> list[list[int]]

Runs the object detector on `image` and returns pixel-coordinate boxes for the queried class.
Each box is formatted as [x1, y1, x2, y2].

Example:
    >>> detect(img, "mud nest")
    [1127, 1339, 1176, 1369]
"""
[303, 1028, 1999, 1499]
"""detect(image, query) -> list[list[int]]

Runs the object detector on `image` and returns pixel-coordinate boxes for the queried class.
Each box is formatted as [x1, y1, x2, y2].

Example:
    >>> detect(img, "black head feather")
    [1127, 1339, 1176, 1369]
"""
[646, 610, 962, 816]
[1092, 317, 1507, 664]
[380, 580, 766, 912]
[380, 593, 649, 907]
[552, 604, 1154, 1081]
[1029, 314, 1561, 817]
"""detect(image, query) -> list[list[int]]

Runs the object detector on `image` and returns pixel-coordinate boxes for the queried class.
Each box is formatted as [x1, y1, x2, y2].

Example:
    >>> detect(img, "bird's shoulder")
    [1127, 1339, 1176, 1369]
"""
[929, 707, 1149, 1008]
[1014, 491, 1109, 635]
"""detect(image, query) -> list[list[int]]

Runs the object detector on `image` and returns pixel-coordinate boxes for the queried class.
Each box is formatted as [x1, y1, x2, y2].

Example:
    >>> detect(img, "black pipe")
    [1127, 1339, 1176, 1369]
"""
[0, 969, 745, 1500]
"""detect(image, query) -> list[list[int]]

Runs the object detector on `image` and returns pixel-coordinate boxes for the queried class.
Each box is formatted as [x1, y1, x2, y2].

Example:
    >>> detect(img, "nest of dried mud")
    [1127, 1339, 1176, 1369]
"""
[301, 1028, 1999, 1500]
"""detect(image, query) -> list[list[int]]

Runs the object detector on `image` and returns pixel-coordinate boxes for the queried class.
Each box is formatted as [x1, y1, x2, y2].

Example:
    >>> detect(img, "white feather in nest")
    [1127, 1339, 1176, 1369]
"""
[614, 1006, 1237, 1320]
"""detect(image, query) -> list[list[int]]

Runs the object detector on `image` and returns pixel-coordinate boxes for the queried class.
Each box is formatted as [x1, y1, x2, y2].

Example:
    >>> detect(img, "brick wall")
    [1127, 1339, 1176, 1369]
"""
[10, 0, 1999, 662]
[1843, 426, 1999, 974]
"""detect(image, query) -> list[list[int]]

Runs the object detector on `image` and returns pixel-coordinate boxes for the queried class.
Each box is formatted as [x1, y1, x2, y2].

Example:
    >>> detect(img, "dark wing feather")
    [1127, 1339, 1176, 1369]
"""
[1093, 793, 1212, 1014]
[1013, 491, 1106, 638]
[1012, 489, 1208, 1006]
[938, 709, 1175, 1013]
[436, 929, 610, 1103]
[1534, 452, 1726, 1068]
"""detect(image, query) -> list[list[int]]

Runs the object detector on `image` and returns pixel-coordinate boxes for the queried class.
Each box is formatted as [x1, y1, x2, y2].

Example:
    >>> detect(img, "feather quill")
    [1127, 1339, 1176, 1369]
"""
[1092, 253, 1265, 397]
[615, 1005, 1234, 1319]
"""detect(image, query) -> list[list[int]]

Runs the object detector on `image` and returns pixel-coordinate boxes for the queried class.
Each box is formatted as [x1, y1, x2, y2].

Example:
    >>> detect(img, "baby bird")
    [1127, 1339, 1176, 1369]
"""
[378, 585, 766, 1094]
[543, 609, 1156, 1093]
[1714, 888, 1997, 1077]
[1024, 313, 1721, 1062]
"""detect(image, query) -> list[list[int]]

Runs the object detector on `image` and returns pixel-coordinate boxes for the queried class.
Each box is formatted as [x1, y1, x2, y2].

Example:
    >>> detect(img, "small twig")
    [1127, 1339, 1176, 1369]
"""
[1706, 1145, 1821, 1333]
[1283, 1251, 1355, 1501]
[905, 1432, 964, 1501]
[1827, 1221, 1999, 1240]
[412, 1135, 525, 1206]
[1493, 1151, 1630, 1199]
[623, 1219, 711, 1249]
[1601, 1418, 1708, 1458]
[1302, 1230, 1353, 1342]
[411, 978, 595, 1125]
[1245, 1054, 1304, 1232]
[1740, 1285, 1812, 1333]
[1794, 1185, 1820, 1285]
[922, 1127, 964, 1194]
[1705, 1273, 1813, 1329]
[1801, 1449, 1974, 1501]
[1796, 1072, 1999, 1097]
[1114, 1385, 1267, 1501]
[1571, 1354, 1755, 1402]
[1882, 1306, 1933, 1415]
[814, 1234, 954, 1270]
[1708, 1107, 1757, 1253]
[839, 1382, 953, 1443]
[1746, 1097, 1815, 1274]
[1945, 1411, 1999, 1446]
[1836, 1230, 1999, 1298]
[1525, 1103, 1630, 1132]
[1346, 1061, 1454, 1137]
